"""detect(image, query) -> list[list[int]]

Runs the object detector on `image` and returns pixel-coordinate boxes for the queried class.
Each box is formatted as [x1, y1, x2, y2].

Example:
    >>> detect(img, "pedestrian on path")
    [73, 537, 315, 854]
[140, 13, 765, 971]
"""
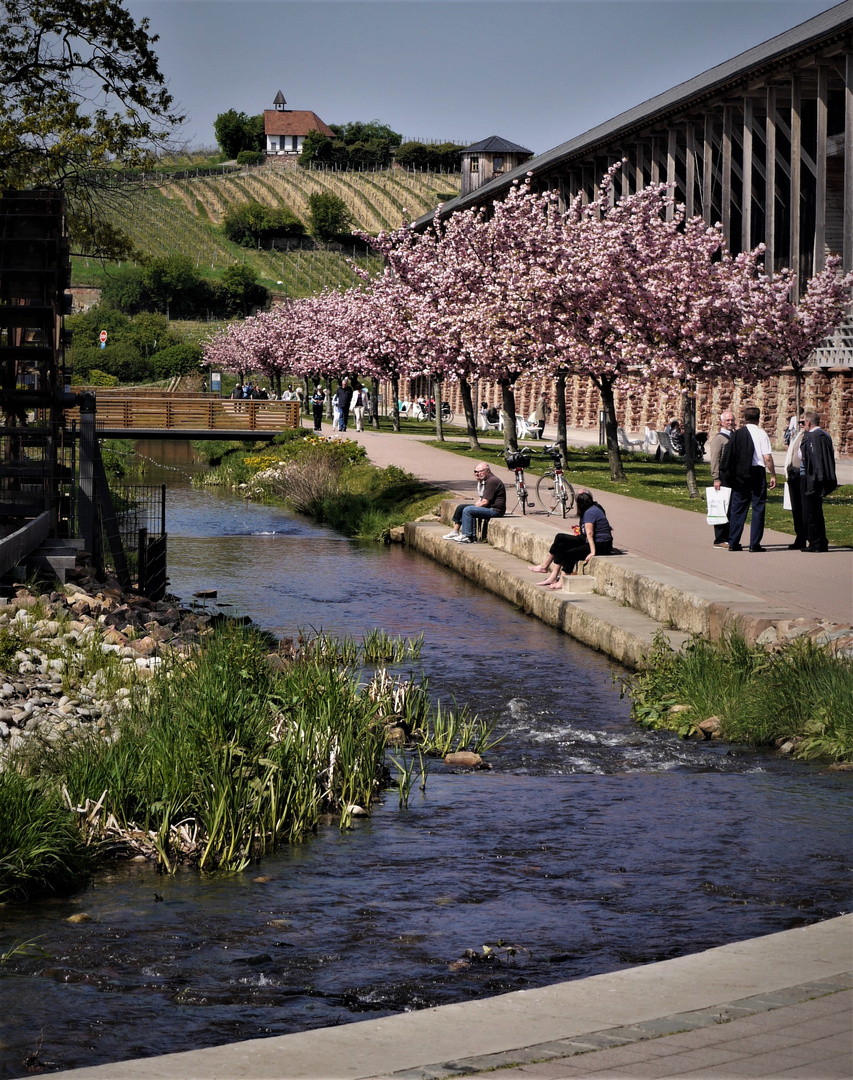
[784, 414, 807, 549]
[721, 405, 777, 552]
[801, 409, 837, 552]
[707, 408, 735, 547]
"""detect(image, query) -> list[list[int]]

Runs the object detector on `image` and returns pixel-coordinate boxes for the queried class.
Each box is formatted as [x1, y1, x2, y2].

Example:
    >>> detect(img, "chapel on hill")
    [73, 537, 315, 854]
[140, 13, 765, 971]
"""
[263, 91, 334, 157]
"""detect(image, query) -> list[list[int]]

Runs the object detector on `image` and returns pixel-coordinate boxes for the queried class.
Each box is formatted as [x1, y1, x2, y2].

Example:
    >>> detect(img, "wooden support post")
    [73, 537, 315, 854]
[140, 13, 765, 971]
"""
[702, 114, 714, 225]
[722, 105, 733, 245]
[650, 137, 660, 186]
[78, 394, 96, 560]
[666, 129, 677, 220]
[844, 52, 853, 274]
[790, 75, 802, 301]
[765, 86, 777, 276]
[635, 144, 645, 193]
[685, 123, 696, 218]
[741, 99, 753, 252]
[815, 65, 828, 273]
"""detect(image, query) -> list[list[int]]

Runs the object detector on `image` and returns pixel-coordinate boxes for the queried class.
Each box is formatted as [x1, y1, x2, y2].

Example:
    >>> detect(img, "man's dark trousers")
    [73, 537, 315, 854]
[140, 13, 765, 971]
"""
[803, 490, 828, 550]
[728, 466, 767, 549]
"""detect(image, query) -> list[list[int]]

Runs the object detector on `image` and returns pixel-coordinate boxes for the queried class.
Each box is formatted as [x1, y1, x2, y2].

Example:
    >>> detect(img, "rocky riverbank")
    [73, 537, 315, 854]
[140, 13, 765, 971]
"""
[0, 568, 228, 767]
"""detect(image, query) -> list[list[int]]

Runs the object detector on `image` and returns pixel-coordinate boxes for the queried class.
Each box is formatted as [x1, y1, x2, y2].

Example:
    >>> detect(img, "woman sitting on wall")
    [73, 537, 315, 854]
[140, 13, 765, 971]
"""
[528, 491, 614, 590]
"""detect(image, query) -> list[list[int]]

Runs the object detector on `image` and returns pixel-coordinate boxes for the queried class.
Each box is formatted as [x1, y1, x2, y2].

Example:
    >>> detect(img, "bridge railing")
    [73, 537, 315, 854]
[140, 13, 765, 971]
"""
[62, 395, 302, 432]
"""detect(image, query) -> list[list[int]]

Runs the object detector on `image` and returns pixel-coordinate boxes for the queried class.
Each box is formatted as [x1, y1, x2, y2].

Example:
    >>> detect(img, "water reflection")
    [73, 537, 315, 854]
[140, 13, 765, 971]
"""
[0, 452, 849, 1079]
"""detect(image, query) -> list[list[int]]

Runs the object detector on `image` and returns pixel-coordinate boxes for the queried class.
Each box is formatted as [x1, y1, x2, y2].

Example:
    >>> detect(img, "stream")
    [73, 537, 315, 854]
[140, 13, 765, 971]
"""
[0, 444, 849, 1077]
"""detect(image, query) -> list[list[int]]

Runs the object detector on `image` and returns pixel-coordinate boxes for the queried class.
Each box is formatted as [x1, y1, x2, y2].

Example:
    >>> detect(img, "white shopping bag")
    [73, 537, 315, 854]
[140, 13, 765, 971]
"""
[783, 482, 792, 510]
[705, 486, 730, 525]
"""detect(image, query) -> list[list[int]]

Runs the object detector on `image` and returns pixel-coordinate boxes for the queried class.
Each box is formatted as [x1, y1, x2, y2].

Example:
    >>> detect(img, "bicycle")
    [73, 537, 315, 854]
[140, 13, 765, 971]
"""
[535, 443, 575, 517]
[504, 446, 534, 515]
[414, 400, 454, 424]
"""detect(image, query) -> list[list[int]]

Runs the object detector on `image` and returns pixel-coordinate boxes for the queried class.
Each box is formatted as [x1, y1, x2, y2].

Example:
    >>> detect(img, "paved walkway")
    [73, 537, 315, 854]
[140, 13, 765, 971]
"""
[337, 422, 852, 626]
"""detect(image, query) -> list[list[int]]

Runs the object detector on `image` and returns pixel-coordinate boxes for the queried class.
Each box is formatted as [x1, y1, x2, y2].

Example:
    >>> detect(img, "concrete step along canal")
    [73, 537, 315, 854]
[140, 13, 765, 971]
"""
[403, 501, 853, 668]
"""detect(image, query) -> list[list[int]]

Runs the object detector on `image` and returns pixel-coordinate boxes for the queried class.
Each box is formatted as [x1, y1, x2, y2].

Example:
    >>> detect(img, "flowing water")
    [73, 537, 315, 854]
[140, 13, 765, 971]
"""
[0, 444, 850, 1077]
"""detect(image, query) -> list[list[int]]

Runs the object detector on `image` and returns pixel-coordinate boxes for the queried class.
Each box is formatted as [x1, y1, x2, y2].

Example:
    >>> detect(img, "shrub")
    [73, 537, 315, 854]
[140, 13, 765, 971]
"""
[150, 343, 203, 379]
[81, 368, 119, 387]
[100, 266, 152, 314]
[236, 150, 264, 166]
[223, 202, 304, 246]
[307, 192, 352, 241]
[267, 445, 345, 513]
[395, 141, 464, 171]
[73, 343, 150, 383]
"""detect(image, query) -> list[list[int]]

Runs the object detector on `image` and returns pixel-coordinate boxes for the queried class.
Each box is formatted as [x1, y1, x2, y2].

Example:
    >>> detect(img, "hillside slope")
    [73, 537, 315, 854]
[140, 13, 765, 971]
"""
[84, 165, 460, 299]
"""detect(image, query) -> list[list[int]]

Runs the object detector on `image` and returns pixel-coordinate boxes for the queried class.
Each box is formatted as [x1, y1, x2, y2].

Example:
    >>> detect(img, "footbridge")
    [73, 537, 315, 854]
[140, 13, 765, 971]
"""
[61, 390, 302, 440]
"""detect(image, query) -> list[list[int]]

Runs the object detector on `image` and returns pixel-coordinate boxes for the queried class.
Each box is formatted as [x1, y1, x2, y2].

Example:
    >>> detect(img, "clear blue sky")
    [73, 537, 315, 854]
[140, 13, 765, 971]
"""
[126, 0, 842, 156]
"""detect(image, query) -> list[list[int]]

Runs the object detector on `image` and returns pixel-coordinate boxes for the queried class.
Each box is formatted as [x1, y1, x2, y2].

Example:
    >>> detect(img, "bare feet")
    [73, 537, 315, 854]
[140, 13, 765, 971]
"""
[528, 565, 549, 573]
[546, 581, 563, 590]
[536, 578, 559, 587]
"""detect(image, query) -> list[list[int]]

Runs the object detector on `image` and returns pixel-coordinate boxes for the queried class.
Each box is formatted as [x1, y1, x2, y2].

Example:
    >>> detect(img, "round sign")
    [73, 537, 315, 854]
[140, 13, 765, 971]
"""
[99, 330, 108, 343]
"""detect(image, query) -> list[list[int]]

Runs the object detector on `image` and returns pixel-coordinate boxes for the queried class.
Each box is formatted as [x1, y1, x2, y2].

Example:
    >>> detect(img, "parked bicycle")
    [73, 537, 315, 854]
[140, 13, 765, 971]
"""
[504, 446, 534, 515]
[414, 399, 454, 424]
[536, 443, 575, 517]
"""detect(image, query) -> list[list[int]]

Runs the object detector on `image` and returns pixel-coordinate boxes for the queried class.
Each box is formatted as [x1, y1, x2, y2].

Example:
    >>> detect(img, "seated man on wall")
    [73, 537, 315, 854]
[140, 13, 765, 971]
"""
[442, 462, 506, 544]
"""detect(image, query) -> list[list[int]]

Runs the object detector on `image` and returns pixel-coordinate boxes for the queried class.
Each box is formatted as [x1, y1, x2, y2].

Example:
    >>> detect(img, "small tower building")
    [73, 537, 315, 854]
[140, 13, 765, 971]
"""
[460, 136, 533, 197]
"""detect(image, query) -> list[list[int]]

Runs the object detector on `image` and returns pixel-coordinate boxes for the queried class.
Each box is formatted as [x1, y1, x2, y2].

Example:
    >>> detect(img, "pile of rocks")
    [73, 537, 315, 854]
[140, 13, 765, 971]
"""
[0, 568, 223, 765]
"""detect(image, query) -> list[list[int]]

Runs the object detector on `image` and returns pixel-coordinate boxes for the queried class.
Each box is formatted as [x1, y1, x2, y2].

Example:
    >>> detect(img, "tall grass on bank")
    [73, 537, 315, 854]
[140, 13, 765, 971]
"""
[2, 625, 495, 902]
[622, 632, 853, 760]
[198, 436, 444, 542]
[30, 626, 389, 874]
[0, 771, 93, 903]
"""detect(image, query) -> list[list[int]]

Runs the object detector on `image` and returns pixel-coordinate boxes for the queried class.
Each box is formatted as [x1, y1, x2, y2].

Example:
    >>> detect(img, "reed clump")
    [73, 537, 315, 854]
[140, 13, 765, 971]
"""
[622, 632, 853, 760]
[1, 624, 499, 902]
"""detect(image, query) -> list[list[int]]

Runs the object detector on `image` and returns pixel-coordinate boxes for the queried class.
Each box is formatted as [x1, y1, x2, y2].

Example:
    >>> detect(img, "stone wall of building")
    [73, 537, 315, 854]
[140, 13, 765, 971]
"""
[428, 369, 853, 454]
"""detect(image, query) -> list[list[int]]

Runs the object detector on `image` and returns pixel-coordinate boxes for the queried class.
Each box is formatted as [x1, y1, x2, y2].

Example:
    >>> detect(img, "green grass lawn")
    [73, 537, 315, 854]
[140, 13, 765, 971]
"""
[426, 437, 853, 547]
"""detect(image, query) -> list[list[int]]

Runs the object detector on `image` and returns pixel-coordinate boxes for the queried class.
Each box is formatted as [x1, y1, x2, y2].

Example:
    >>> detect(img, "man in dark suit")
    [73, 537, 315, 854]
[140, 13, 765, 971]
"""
[800, 410, 837, 553]
[720, 406, 776, 552]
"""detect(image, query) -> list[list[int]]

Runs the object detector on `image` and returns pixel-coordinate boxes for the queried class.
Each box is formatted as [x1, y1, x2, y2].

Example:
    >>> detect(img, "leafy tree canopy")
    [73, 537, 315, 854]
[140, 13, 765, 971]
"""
[307, 192, 352, 241]
[222, 201, 304, 246]
[0, 0, 184, 259]
[213, 109, 265, 160]
[300, 120, 402, 170]
[329, 121, 403, 148]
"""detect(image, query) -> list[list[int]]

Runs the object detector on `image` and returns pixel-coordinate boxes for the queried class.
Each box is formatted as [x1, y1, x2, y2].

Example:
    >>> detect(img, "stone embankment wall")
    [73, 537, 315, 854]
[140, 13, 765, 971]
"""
[423, 369, 853, 454]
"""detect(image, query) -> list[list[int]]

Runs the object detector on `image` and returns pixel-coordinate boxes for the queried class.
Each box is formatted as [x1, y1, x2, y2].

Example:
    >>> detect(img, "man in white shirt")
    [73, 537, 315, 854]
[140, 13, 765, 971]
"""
[721, 406, 776, 552]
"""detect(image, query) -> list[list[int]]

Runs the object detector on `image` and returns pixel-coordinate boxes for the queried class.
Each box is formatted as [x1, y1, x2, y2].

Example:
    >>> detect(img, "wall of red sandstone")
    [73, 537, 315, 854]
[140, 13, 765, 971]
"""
[422, 370, 852, 455]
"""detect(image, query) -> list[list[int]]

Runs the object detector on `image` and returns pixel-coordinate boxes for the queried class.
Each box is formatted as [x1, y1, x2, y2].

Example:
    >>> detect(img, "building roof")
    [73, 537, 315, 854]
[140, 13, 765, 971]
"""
[264, 110, 335, 138]
[463, 136, 533, 155]
[416, 0, 852, 225]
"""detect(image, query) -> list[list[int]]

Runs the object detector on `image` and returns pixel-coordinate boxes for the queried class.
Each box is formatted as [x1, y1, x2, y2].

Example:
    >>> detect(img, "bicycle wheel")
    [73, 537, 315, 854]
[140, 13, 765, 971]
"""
[441, 404, 454, 425]
[536, 470, 559, 515]
[517, 477, 528, 515]
[558, 478, 576, 517]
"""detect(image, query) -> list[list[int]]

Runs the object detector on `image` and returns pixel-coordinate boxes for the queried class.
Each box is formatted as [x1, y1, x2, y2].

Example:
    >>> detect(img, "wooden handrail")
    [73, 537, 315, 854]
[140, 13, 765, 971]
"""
[61, 395, 301, 433]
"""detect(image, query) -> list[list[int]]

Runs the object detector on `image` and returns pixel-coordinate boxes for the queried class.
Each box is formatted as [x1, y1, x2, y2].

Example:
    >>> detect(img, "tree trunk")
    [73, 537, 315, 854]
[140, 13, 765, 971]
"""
[390, 375, 400, 432]
[555, 371, 568, 466]
[370, 376, 380, 429]
[594, 375, 627, 481]
[325, 377, 333, 420]
[793, 363, 803, 424]
[434, 379, 444, 441]
[682, 384, 700, 498]
[500, 379, 518, 451]
[459, 377, 481, 450]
